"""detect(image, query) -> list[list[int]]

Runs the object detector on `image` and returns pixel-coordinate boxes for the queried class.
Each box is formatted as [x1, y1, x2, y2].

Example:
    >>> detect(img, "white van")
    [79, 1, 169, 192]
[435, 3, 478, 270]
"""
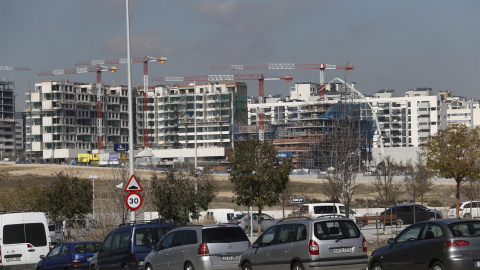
[205, 208, 236, 223]
[299, 203, 357, 219]
[0, 212, 52, 270]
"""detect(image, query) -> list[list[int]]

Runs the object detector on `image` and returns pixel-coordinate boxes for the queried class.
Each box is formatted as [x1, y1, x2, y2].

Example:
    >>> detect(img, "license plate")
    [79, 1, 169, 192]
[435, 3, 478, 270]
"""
[220, 256, 239, 261]
[6, 257, 21, 262]
[331, 247, 353, 254]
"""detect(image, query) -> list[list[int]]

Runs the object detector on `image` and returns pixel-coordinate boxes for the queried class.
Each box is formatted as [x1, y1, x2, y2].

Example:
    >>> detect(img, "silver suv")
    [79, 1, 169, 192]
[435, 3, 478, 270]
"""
[144, 224, 250, 270]
[239, 217, 368, 270]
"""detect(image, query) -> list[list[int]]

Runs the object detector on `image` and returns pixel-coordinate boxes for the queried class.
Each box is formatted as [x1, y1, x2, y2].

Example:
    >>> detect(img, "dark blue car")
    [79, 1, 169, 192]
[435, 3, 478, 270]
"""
[36, 241, 101, 270]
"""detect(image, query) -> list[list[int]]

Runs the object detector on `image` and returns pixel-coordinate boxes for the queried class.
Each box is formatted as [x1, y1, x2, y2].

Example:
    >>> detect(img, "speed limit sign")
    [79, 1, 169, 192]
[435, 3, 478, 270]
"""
[125, 192, 143, 211]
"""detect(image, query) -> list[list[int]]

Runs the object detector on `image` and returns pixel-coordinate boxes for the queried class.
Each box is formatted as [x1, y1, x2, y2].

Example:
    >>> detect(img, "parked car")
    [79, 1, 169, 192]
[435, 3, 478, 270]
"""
[239, 217, 368, 270]
[144, 224, 250, 270]
[382, 203, 442, 224]
[92, 222, 173, 270]
[448, 200, 480, 218]
[0, 212, 52, 270]
[369, 218, 480, 270]
[228, 213, 279, 233]
[36, 241, 101, 270]
[297, 203, 358, 219]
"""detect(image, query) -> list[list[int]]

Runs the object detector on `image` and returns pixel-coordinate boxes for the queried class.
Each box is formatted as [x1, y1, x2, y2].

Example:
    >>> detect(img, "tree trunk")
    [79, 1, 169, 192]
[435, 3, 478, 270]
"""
[257, 207, 263, 235]
[456, 179, 461, 219]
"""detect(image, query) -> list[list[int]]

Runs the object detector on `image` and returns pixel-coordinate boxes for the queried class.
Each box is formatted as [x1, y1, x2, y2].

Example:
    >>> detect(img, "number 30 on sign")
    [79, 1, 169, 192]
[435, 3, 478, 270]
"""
[125, 192, 143, 211]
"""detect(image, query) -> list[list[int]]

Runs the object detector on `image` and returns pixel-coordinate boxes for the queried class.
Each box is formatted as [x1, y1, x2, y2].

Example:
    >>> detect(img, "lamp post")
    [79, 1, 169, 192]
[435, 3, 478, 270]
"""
[89, 175, 97, 219]
[189, 82, 198, 192]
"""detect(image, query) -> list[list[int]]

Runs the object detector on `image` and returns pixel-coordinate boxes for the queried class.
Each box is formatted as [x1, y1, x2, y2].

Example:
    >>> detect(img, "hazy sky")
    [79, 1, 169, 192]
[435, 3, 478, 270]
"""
[1, 0, 479, 110]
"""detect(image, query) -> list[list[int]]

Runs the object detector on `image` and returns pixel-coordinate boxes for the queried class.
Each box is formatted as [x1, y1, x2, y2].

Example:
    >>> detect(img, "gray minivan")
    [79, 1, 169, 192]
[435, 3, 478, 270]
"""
[239, 217, 368, 270]
[144, 224, 250, 270]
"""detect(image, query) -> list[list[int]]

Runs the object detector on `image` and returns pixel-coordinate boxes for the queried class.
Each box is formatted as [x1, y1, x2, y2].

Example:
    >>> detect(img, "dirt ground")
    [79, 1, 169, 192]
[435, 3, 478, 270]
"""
[0, 163, 458, 210]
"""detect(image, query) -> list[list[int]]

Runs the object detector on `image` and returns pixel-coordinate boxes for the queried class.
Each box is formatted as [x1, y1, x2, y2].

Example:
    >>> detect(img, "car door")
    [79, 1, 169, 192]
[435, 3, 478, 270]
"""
[414, 205, 431, 222]
[40, 244, 62, 270]
[381, 223, 423, 270]
[55, 243, 71, 269]
[268, 224, 296, 270]
[413, 223, 445, 269]
[97, 233, 113, 270]
[250, 225, 278, 270]
[152, 231, 175, 270]
[166, 230, 188, 269]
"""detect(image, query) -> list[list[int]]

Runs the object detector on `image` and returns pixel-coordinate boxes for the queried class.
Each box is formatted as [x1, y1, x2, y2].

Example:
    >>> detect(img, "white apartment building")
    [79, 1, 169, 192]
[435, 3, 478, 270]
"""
[26, 81, 132, 162]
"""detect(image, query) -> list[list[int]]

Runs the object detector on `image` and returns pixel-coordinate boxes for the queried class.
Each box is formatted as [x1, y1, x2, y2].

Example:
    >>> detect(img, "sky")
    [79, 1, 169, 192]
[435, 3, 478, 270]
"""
[1, 0, 479, 110]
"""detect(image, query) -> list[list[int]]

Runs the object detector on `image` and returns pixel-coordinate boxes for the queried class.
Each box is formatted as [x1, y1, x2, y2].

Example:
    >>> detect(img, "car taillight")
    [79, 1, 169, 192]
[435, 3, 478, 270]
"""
[309, 240, 319, 255]
[362, 237, 367, 252]
[71, 260, 82, 265]
[130, 253, 137, 263]
[198, 243, 209, 256]
[236, 221, 241, 225]
[446, 240, 470, 247]
[27, 244, 34, 249]
[248, 241, 251, 247]
[49, 242, 54, 250]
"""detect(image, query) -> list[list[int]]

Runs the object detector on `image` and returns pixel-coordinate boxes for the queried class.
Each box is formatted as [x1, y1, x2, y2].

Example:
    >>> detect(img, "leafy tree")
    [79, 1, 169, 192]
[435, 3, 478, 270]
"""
[229, 137, 292, 234]
[372, 156, 403, 230]
[403, 153, 433, 205]
[422, 124, 480, 218]
[150, 169, 216, 224]
[43, 171, 93, 240]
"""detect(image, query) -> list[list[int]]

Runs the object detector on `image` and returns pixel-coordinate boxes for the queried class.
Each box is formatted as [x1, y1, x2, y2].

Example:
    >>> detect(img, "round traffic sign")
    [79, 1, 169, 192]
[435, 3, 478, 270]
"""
[125, 192, 143, 211]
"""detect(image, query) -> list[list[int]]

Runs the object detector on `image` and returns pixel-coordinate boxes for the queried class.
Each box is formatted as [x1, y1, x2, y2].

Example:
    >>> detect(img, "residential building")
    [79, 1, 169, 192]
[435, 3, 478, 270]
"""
[0, 80, 16, 160]
[25, 81, 133, 162]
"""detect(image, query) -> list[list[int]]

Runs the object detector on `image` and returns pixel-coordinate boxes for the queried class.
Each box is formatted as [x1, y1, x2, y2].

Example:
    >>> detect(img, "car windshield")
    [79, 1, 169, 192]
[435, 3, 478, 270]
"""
[449, 221, 480, 237]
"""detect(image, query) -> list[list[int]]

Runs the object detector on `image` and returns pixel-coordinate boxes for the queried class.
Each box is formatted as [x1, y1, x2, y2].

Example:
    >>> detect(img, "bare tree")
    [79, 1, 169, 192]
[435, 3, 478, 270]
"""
[321, 175, 342, 203]
[372, 156, 403, 231]
[404, 153, 433, 205]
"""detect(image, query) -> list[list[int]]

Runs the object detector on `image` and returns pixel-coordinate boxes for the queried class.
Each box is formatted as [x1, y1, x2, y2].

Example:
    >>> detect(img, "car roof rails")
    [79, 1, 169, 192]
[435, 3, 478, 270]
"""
[278, 216, 313, 222]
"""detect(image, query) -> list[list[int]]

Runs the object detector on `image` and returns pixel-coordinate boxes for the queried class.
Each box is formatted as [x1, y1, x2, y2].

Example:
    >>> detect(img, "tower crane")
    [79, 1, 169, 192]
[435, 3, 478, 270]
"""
[76, 56, 167, 148]
[211, 63, 353, 100]
[0, 66, 30, 71]
[152, 74, 293, 141]
[39, 65, 118, 152]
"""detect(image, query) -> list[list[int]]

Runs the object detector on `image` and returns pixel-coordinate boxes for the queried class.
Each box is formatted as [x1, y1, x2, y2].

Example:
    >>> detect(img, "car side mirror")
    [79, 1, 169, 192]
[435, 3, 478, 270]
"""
[40, 255, 46, 260]
[387, 238, 396, 245]
[252, 242, 260, 249]
[153, 244, 160, 251]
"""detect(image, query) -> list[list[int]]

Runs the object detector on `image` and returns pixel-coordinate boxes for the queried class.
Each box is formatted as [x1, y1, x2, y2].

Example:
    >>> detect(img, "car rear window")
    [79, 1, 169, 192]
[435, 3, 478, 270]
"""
[202, 226, 249, 243]
[74, 242, 101, 254]
[449, 221, 480, 237]
[4, 223, 47, 246]
[233, 214, 246, 220]
[313, 206, 335, 215]
[314, 220, 360, 240]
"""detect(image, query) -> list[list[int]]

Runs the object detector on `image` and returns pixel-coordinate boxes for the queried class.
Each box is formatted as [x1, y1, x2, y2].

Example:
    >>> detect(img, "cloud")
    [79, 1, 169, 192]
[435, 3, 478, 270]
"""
[103, 32, 172, 56]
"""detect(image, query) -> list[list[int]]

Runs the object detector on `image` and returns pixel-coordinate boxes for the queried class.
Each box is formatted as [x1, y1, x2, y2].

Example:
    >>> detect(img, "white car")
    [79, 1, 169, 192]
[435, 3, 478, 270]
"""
[448, 200, 480, 218]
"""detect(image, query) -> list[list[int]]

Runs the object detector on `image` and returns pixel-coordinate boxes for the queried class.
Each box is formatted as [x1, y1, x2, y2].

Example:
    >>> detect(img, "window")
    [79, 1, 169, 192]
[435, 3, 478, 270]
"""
[277, 224, 297, 244]
[171, 230, 187, 247]
[258, 226, 277, 247]
[135, 228, 154, 247]
[420, 224, 443, 240]
[159, 232, 175, 249]
[101, 234, 113, 252]
[396, 224, 422, 243]
[184, 230, 197, 245]
[296, 225, 307, 241]
[47, 244, 62, 259]
[314, 220, 360, 240]
[3, 223, 47, 246]
[60, 244, 70, 257]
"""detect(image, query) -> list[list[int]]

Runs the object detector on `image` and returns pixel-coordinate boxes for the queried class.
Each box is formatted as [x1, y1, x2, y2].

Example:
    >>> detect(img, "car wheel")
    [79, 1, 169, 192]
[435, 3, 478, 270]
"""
[292, 262, 304, 270]
[122, 265, 128, 270]
[90, 265, 97, 270]
[145, 264, 152, 270]
[431, 261, 445, 270]
[184, 262, 195, 270]
[372, 262, 383, 270]
[242, 262, 252, 270]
